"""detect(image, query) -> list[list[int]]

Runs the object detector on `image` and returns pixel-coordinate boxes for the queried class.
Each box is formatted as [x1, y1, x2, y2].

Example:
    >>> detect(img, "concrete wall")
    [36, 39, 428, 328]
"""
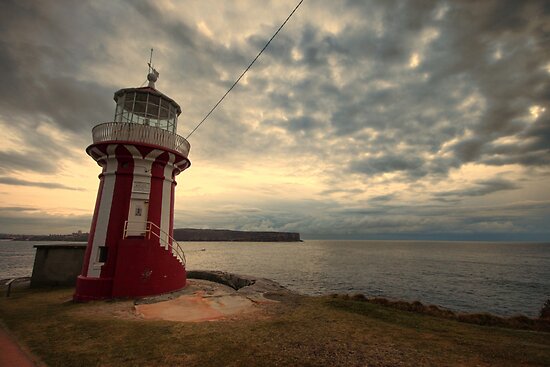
[31, 244, 86, 287]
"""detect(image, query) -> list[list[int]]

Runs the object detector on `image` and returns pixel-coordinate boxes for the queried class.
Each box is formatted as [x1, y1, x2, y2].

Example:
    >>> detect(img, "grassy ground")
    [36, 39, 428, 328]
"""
[1, 285, 549, 367]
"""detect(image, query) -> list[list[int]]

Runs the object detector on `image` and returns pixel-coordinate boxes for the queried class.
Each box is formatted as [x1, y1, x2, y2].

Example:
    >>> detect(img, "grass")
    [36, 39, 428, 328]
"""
[1, 285, 549, 366]
[334, 294, 550, 332]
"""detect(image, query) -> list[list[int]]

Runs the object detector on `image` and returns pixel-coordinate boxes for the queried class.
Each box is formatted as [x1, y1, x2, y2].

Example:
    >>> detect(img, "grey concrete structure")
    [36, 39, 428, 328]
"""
[30, 243, 86, 287]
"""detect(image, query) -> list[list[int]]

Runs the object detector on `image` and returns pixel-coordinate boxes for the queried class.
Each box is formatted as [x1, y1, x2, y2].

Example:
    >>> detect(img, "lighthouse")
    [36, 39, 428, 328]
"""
[74, 62, 191, 301]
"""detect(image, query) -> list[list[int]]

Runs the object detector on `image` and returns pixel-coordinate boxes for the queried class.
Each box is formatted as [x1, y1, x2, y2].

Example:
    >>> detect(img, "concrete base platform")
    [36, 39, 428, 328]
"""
[134, 271, 293, 322]
[135, 280, 258, 322]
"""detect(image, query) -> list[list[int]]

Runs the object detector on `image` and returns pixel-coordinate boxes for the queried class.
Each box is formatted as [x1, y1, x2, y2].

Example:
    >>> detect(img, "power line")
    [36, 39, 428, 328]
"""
[186, 0, 305, 139]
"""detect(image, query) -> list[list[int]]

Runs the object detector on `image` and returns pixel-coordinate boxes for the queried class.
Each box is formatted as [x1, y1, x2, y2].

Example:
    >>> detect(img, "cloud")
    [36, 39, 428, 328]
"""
[320, 188, 363, 196]
[0, 205, 91, 234]
[2, 0, 548, 179]
[0, 0, 548, 239]
[0, 206, 40, 212]
[0, 2, 115, 134]
[0, 177, 84, 191]
[368, 194, 396, 203]
[0, 213, 91, 234]
[434, 177, 520, 198]
[349, 154, 425, 177]
[452, 138, 485, 163]
[0, 150, 59, 174]
[173, 193, 550, 240]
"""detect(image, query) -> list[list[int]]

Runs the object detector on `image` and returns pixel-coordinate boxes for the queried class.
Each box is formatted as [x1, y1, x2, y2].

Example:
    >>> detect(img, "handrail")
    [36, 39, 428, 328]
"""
[123, 220, 186, 267]
[92, 122, 190, 157]
[148, 222, 187, 266]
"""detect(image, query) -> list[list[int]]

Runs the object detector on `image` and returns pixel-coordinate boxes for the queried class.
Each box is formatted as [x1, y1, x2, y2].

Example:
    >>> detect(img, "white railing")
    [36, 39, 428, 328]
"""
[92, 122, 190, 157]
[123, 220, 186, 267]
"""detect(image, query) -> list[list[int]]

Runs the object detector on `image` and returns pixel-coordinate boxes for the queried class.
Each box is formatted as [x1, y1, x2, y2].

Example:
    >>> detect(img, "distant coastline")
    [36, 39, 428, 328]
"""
[173, 228, 301, 242]
[0, 232, 89, 242]
[0, 228, 301, 243]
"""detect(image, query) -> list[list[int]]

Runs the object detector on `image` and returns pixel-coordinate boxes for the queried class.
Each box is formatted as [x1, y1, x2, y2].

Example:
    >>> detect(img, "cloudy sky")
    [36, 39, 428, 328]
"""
[0, 0, 549, 240]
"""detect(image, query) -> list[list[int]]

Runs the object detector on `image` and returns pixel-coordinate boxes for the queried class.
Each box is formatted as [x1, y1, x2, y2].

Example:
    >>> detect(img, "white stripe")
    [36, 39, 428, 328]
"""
[124, 146, 163, 235]
[89, 147, 106, 161]
[87, 144, 117, 277]
[160, 153, 175, 249]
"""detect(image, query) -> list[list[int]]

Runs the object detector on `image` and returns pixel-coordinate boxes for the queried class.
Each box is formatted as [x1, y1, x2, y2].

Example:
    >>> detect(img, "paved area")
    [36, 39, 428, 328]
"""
[135, 279, 269, 322]
[137, 289, 255, 322]
[0, 326, 37, 367]
[135, 272, 291, 322]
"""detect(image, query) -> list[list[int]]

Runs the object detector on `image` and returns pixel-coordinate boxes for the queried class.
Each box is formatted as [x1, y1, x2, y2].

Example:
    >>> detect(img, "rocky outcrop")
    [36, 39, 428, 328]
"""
[186, 271, 300, 308]
[186, 270, 255, 290]
[136, 270, 296, 306]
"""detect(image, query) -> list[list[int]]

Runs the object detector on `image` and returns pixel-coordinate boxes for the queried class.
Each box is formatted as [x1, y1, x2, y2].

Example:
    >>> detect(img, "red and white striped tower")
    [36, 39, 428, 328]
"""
[74, 65, 191, 301]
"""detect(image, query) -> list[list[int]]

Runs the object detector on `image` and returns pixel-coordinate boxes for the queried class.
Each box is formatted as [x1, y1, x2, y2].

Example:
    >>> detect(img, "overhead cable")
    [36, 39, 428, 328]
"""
[186, 0, 305, 139]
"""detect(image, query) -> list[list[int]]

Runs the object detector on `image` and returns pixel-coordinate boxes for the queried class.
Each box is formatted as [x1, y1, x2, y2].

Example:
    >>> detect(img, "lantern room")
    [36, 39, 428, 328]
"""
[113, 86, 182, 133]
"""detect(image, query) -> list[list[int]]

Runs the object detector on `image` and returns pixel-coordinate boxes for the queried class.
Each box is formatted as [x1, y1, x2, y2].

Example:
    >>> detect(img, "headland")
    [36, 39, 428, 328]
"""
[173, 228, 301, 242]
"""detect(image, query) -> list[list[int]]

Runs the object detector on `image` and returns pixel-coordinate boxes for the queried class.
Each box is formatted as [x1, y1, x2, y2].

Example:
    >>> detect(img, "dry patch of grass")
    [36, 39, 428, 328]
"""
[334, 294, 550, 332]
[1, 285, 549, 366]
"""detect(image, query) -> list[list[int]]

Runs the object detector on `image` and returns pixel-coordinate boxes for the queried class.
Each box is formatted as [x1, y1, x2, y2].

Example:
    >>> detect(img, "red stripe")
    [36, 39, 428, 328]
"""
[99, 145, 134, 278]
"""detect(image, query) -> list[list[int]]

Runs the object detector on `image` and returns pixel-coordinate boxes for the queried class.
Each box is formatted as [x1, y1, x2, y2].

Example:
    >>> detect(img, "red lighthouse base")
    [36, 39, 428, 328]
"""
[74, 238, 186, 301]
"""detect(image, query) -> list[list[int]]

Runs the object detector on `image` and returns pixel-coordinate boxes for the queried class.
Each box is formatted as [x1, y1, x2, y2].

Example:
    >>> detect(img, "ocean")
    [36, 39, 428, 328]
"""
[1, 240, 549, 317]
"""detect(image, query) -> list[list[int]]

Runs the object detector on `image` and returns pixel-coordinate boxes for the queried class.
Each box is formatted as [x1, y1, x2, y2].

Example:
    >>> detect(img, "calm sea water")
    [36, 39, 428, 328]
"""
[1, 240, 549, 317]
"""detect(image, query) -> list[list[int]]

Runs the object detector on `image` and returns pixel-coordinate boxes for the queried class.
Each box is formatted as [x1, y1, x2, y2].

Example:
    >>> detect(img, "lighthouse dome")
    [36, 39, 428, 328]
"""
[113, 86, 181, 134]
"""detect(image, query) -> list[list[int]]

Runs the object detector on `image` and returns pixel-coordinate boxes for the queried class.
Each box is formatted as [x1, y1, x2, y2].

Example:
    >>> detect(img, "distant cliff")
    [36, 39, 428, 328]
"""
[0, 233, 89, 242]
[173, 228, 301, 242]
[1, 228, 301, 243]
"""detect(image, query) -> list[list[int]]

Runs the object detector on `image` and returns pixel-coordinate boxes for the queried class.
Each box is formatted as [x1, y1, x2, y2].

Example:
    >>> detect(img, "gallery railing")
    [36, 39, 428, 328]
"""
[92, 122, 190, 157]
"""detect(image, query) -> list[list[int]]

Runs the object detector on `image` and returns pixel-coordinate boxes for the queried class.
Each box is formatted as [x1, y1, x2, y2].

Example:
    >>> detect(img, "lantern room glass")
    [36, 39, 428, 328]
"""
[114, 91, 178, 133]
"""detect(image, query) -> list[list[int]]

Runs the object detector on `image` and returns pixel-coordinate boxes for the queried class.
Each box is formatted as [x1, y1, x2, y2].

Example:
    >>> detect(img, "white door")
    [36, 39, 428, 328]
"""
[127, 199, 149, 236]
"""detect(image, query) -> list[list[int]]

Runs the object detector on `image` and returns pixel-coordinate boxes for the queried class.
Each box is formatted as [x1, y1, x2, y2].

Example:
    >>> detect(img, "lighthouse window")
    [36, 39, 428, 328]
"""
[159, 107, 169, 119]
[122, 110, 132, 123]
[124, 92, 136, 111]
[133, 102, 146, 116]
[146, 103, 159, 119]
[114, 103, 122, 122]
[98, 246, 108, 263]
[136, 92, 148, 102]
[149, 95, 160, 106]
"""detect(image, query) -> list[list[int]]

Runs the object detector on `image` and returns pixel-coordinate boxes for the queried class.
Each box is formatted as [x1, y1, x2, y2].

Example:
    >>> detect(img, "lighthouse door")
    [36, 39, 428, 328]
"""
[127, 199, 149, 237]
